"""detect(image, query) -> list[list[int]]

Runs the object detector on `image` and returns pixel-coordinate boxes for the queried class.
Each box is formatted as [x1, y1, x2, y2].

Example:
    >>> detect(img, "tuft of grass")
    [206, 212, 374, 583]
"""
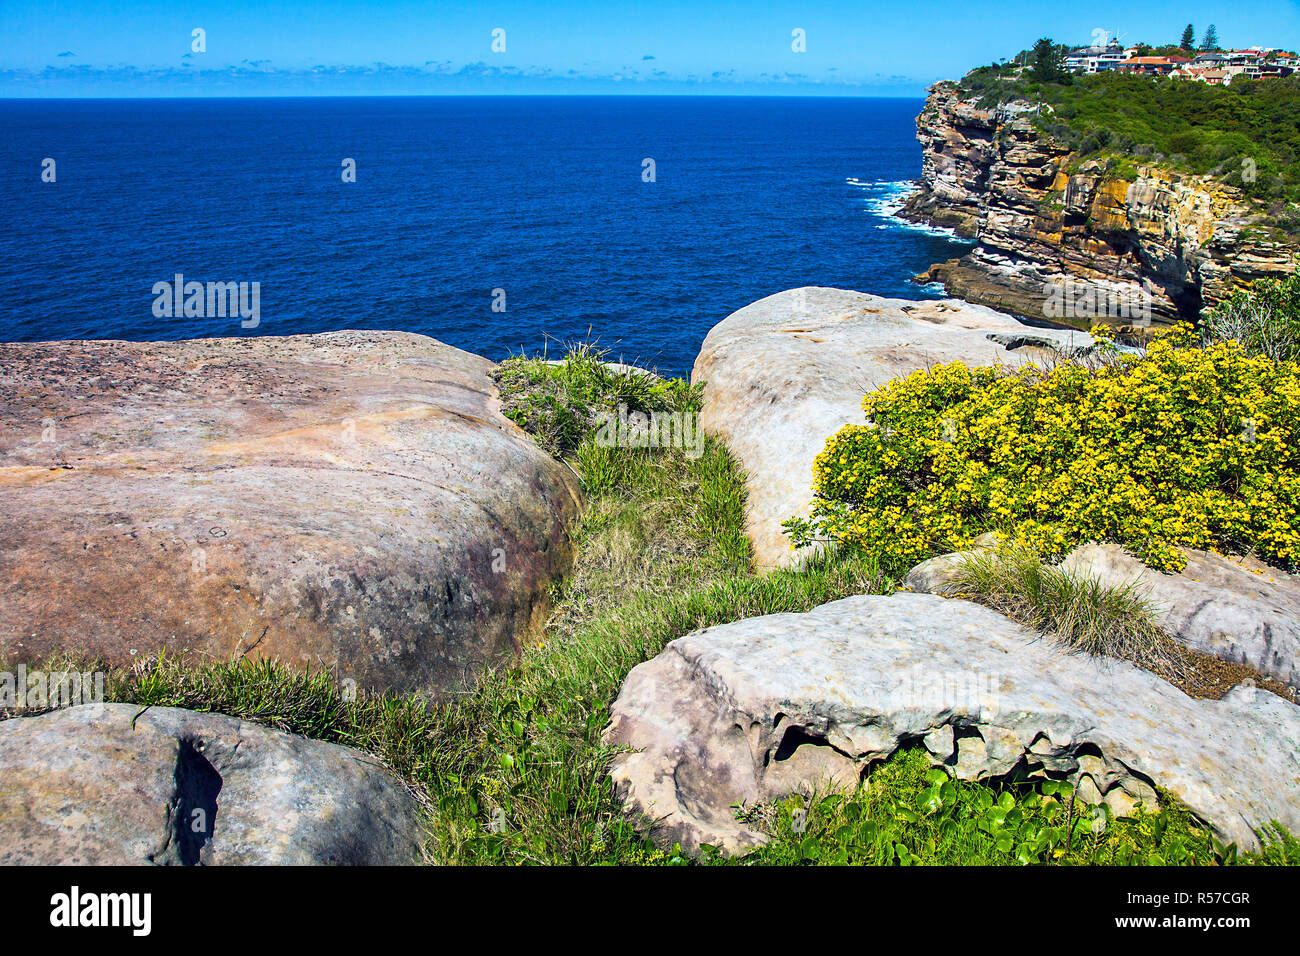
[939, 538, 1191, 683]
[491, 342, 700, 459]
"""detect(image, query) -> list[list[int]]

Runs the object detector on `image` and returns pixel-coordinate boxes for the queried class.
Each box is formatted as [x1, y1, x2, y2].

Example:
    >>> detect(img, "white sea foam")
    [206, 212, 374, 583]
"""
[843, 177, 969, 241]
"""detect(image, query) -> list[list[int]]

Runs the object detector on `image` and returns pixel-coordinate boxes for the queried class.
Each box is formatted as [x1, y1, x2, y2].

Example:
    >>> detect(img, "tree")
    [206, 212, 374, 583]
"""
[1181, 24, 1196, 51]
[1031, 37, 1067, 82]
[1201, 24, 1220, 51]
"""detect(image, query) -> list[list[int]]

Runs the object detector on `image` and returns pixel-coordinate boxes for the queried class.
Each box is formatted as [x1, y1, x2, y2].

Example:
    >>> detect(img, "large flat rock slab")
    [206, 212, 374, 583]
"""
[691, 288, 1091, 569]
[0, 704, 425, 865]
[604, 593, 1300, 855]
[0, 332, 581, 697]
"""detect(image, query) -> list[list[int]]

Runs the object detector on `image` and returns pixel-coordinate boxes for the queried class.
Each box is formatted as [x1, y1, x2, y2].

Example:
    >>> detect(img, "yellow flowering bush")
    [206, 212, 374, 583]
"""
[784, 333, 1300, 576]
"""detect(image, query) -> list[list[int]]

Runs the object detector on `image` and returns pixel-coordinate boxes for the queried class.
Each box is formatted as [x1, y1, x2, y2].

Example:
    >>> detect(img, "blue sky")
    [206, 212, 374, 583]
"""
[4, 0, 1300, 96]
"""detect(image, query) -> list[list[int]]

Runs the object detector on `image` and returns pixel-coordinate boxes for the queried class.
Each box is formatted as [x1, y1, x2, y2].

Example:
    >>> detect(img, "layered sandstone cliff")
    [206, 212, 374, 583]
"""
[903, 82, 1297, 324]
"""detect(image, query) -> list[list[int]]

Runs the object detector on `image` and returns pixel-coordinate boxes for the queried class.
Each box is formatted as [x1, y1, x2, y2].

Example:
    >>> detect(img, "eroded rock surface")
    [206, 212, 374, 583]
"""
[691, 288, 1090, 568]
[0, 332, 582, 697]
[902, 533, 1001, 593]
[605, 593, 1300, 855]
[0, 704, 425, 865]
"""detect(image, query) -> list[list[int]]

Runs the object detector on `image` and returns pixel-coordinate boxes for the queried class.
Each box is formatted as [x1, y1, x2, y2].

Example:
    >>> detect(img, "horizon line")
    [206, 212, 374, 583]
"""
[0, 90, 936, 100]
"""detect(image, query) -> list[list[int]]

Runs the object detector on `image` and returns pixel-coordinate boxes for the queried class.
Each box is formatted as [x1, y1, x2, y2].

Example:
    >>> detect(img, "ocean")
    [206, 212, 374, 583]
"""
[0, 96, 971, 377]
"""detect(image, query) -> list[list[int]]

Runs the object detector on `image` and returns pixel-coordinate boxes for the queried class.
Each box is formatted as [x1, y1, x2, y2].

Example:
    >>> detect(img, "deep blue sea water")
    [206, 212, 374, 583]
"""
[0, 96, 970, 377]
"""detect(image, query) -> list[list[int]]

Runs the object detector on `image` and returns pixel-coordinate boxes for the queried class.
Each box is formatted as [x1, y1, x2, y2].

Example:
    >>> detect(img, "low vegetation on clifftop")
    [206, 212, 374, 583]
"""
[957, 67, 1300, 219]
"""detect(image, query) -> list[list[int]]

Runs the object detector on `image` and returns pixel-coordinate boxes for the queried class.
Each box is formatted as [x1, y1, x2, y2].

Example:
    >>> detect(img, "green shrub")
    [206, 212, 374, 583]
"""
[784, 332, 1300, 575]
[1201, 275, 1300, 363]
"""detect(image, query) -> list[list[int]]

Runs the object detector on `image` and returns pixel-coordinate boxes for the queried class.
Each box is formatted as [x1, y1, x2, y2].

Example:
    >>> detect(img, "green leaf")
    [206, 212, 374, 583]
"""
[800, 835, 822, 860]
[922, 786, 944, 814]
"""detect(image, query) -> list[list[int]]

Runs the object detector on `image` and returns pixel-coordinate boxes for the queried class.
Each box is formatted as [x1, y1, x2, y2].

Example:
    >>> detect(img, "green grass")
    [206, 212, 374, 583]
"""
[8, 347, 1297, 865]
[490, 342, 699, 458]
[937, 538, 1190, 683]
[1201, 274, 1300, 363]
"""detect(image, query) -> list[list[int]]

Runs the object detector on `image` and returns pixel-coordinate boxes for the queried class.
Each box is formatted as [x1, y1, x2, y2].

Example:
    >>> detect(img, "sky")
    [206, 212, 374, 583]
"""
[3, 0, 1300, 96]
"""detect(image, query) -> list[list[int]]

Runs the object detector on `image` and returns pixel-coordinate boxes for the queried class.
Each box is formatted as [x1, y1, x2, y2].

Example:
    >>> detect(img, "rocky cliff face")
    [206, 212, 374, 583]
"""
[903, 82, 1297, 325]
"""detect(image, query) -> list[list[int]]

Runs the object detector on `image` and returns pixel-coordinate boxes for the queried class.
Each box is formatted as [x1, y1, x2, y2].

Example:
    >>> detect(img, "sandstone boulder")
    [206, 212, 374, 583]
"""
[0, 332, 581, 698]
[902, 532, 1001, 593]
[691, 288, 1090, 568]
[907, 541, 1300, 691]
[1060, 543, 1300, 690]
[0, 703, 425, 865]
[605, 593, 1300, 855]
